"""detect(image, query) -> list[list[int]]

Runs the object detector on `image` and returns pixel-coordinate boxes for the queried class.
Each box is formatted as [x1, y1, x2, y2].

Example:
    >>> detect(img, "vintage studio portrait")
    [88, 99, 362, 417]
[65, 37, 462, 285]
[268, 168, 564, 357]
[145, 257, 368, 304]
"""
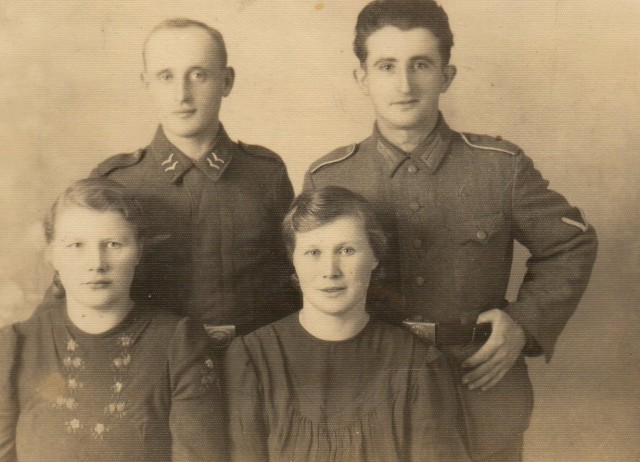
[0, 1, 638, 461]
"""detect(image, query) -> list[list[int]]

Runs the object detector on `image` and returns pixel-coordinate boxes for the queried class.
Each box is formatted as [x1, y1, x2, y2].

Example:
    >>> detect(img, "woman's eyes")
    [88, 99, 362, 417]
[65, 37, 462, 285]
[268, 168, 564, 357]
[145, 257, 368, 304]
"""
[339, 247, 355, 256]
[67, 242, 83, 249]
[304, 249, 321, 256]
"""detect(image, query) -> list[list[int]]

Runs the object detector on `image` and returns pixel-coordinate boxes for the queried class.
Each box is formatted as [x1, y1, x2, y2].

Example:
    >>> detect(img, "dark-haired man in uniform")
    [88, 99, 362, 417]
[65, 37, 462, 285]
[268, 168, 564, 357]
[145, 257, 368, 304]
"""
[91, 19, 297, 341]
[304, 1, 597, 460]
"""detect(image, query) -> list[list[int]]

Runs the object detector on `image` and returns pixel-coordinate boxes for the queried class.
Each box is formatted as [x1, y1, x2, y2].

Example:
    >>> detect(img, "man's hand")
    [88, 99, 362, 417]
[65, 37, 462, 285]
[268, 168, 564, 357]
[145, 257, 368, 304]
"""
[461, 309, 526, 391]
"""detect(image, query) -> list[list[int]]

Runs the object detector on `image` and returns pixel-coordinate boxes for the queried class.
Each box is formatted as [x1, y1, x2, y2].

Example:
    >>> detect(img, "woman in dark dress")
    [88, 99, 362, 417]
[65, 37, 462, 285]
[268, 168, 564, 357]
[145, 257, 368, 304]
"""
[0, 178, 228, 462]
[226, 186, 469, 462]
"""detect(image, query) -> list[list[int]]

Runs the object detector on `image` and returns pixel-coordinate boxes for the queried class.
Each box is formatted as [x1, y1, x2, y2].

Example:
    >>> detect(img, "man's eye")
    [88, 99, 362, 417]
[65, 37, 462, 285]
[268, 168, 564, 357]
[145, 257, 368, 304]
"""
[190, 70, 207, 81]
[159, 73, 172, 82]
[378, 63, 394, 71]
[67, 242, 83, 249]
[106, 242, 122, 249]
[414, 61, 430, 70]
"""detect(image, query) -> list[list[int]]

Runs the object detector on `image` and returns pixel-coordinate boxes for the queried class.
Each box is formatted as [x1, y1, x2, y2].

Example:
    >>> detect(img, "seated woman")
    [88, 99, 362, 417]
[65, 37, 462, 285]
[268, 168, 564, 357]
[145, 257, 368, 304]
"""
[225, 186, 469, 462]
[0, 178, 228, 462]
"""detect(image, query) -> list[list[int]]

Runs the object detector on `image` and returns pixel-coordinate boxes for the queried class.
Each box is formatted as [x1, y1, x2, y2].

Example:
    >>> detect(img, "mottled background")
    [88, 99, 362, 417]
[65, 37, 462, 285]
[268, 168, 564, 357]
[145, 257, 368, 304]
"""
[0, 1, 638, 460]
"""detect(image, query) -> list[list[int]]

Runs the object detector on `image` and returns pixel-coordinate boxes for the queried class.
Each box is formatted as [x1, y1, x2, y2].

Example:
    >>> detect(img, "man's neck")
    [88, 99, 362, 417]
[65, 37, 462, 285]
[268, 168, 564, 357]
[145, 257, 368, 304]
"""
[377, 114, 439, 154]
[163, 121, 221, 160]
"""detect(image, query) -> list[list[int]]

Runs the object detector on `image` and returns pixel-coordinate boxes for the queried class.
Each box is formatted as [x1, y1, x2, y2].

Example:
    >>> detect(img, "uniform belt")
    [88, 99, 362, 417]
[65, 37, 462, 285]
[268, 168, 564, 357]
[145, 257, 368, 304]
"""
[203, 322, 262, 348]
[402, 320, 492, 347]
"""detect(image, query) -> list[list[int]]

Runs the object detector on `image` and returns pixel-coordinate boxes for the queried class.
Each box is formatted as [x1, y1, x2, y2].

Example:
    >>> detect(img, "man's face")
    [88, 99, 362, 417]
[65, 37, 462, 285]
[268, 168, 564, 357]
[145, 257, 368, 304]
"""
[355, 26, 456, 132]
[142, 27, 234, 142]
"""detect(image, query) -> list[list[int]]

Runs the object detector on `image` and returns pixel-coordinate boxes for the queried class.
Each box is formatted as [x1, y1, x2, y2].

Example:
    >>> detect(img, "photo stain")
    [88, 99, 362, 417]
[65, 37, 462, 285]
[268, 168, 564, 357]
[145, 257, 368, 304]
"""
[315, 3, 325, 12]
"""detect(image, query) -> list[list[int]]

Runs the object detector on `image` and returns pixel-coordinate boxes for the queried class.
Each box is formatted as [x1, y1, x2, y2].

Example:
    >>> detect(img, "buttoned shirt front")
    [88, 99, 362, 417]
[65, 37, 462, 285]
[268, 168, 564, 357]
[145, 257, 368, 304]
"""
[92, 125, 296, 328]
[305, 115, 598, 457]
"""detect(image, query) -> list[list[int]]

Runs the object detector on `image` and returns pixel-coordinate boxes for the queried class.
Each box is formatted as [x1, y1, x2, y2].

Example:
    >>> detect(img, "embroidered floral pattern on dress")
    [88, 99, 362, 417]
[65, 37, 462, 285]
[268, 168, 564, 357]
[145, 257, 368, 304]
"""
[200, 357, 217, 391]
[55, 333, 134, 440]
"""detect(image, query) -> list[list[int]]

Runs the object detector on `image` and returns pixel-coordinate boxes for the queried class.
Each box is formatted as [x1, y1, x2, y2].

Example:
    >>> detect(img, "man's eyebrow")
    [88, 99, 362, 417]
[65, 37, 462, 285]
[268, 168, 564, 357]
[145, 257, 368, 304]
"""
[410, 55, 436, 64]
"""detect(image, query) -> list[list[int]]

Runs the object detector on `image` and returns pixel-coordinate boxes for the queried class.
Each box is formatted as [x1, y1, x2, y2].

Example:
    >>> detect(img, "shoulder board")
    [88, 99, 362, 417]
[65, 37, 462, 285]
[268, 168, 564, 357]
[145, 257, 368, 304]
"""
[238, 141, 283, 163]
[309, 143, 359, 175]
[92, 149, 146, 177]
[460, 133, 522, 156]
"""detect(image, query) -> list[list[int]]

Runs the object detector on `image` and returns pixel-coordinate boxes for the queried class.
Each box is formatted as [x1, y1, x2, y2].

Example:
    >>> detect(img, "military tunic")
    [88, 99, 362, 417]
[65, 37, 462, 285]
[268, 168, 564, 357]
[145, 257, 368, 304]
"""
[92, 125, 297, 329]
[304, 115, 597, 458]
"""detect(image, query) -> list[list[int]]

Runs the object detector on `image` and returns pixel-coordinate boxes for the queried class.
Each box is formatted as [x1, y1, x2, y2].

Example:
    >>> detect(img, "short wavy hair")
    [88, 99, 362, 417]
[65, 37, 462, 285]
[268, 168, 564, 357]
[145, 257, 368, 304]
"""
[282, 186, 388, 262]
[354, 0, 454, 65]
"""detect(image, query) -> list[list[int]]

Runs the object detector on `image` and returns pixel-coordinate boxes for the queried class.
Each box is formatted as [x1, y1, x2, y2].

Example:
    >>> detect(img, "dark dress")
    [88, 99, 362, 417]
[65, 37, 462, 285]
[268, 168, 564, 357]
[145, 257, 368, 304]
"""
[0, 299, 228, 462]
[225, 313, 469, 462]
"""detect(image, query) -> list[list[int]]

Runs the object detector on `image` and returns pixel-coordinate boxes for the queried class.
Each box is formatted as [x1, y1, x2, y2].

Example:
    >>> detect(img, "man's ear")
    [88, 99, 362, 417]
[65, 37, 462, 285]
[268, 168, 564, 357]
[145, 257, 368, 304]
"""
[222, 67, 235, 97]
[353, 66, 369, 95]
[440, 64, 457, 94]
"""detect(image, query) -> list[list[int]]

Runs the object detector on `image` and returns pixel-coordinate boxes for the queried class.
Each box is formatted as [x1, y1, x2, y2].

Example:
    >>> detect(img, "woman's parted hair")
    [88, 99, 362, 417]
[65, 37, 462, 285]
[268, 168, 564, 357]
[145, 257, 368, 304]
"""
[44, 178, 145, 244]
[282, 186, 388, 261]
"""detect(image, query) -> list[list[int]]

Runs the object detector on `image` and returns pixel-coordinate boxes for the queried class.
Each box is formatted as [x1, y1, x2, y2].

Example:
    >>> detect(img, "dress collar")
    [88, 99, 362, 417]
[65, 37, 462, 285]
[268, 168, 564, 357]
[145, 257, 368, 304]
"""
[148, 124, 234, 183]
[374, 114, 454, 176]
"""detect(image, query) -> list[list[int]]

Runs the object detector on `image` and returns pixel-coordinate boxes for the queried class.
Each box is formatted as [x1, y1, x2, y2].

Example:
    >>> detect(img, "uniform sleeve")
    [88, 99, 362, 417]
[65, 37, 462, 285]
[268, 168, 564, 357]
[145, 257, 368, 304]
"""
[168, 318, 229, 462]
[263, 163, 300, 324]
[225, 337, 268, 462]
[302, 169, 316, 191]
[408, 347, 470, 462]
[0, 326, 19, 462]
[506, 152, 598, 360]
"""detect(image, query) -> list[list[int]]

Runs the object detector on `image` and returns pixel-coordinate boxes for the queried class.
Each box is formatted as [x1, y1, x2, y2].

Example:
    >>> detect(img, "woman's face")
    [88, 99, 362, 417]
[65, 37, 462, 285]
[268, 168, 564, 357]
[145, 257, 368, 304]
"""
[292, 215, 378, 318]
[50, 205, 141, 311]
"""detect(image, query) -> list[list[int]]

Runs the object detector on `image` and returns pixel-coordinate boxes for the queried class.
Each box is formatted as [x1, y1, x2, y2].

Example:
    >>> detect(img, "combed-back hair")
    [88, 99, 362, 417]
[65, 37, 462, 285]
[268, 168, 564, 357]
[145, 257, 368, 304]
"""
[143, 18, 228, 69]
[44, 177, 145, 244]
[354, 0, 454, 65]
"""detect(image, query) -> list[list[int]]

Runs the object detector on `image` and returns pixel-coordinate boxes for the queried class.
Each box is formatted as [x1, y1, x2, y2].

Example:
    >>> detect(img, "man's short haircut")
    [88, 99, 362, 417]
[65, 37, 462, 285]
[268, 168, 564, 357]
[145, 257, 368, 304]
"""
[354, 0, 454, 65]
[143, 18, 228, 69]
[282, 186, 388, 263]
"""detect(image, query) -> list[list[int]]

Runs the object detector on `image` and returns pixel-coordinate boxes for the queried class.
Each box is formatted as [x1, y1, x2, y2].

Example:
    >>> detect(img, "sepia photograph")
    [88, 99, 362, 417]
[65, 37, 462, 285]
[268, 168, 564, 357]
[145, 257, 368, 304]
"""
[0, 1, 638, 460]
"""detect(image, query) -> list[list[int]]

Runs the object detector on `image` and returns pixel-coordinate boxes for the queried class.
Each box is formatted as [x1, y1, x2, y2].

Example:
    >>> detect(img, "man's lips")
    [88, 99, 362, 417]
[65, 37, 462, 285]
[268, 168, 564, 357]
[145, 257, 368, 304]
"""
[173, 109, 196, 117]
[392, 99, 419, 106]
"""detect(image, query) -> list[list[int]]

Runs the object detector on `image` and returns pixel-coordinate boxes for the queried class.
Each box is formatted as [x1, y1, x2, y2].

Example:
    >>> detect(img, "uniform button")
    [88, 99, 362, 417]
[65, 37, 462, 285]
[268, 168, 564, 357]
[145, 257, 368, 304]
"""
[412, 239, 422, 249]
[410, 202, 420, 212]
[407, 164, 418, 174]
[476, 230, 488, 240]
[415, 276, 425, 287]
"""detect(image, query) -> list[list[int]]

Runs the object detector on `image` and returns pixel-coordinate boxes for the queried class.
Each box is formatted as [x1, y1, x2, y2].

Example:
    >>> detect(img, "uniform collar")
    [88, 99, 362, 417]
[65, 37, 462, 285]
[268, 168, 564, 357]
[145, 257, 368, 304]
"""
[149, 124, 234, 183]
[374, 114, 454, 176]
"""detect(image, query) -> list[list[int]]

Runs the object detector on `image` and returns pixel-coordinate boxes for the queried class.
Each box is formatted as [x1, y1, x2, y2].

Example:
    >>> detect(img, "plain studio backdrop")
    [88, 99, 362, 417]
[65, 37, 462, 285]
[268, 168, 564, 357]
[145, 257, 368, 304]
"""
[0, 1, 638, 460]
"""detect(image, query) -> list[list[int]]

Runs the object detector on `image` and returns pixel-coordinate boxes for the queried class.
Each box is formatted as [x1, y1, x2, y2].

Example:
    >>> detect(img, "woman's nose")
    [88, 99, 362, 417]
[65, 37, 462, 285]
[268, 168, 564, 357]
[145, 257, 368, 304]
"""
[322, 255, 341, 278]
[87, 247, 108, 272]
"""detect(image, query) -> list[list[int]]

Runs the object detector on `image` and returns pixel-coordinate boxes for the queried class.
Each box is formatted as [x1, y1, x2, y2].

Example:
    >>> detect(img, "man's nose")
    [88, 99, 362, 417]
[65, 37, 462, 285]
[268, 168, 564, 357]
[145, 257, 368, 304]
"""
[174, 77, 191, 102]
[395, 67, 413, 94]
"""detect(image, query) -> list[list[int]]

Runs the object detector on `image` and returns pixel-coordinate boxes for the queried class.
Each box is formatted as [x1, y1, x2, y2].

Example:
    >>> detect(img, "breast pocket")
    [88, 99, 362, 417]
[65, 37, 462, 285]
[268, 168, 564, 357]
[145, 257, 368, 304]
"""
[447, 212, 506, 246]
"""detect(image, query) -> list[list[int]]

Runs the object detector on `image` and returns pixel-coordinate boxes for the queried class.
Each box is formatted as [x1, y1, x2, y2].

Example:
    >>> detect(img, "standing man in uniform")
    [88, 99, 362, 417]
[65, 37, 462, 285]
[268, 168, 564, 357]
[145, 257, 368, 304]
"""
[304, 1, 597, 460]
[91, 18, 297, 340]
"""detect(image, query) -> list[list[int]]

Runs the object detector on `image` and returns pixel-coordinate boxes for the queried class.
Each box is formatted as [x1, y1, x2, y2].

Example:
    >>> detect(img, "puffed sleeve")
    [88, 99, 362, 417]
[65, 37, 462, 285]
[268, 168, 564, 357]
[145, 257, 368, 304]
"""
[408, 346, 470, 462]
[0, 326, 18, 462]
[507, 152, 598, 360]
[225, 337, 268, 462]
[168, 318, 229, 461]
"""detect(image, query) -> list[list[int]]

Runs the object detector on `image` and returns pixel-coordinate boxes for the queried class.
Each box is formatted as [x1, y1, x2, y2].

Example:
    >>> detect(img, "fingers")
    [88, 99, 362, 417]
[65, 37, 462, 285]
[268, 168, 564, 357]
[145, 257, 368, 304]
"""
[462, 340, 498, 368]
[463, 356, 509, 391]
